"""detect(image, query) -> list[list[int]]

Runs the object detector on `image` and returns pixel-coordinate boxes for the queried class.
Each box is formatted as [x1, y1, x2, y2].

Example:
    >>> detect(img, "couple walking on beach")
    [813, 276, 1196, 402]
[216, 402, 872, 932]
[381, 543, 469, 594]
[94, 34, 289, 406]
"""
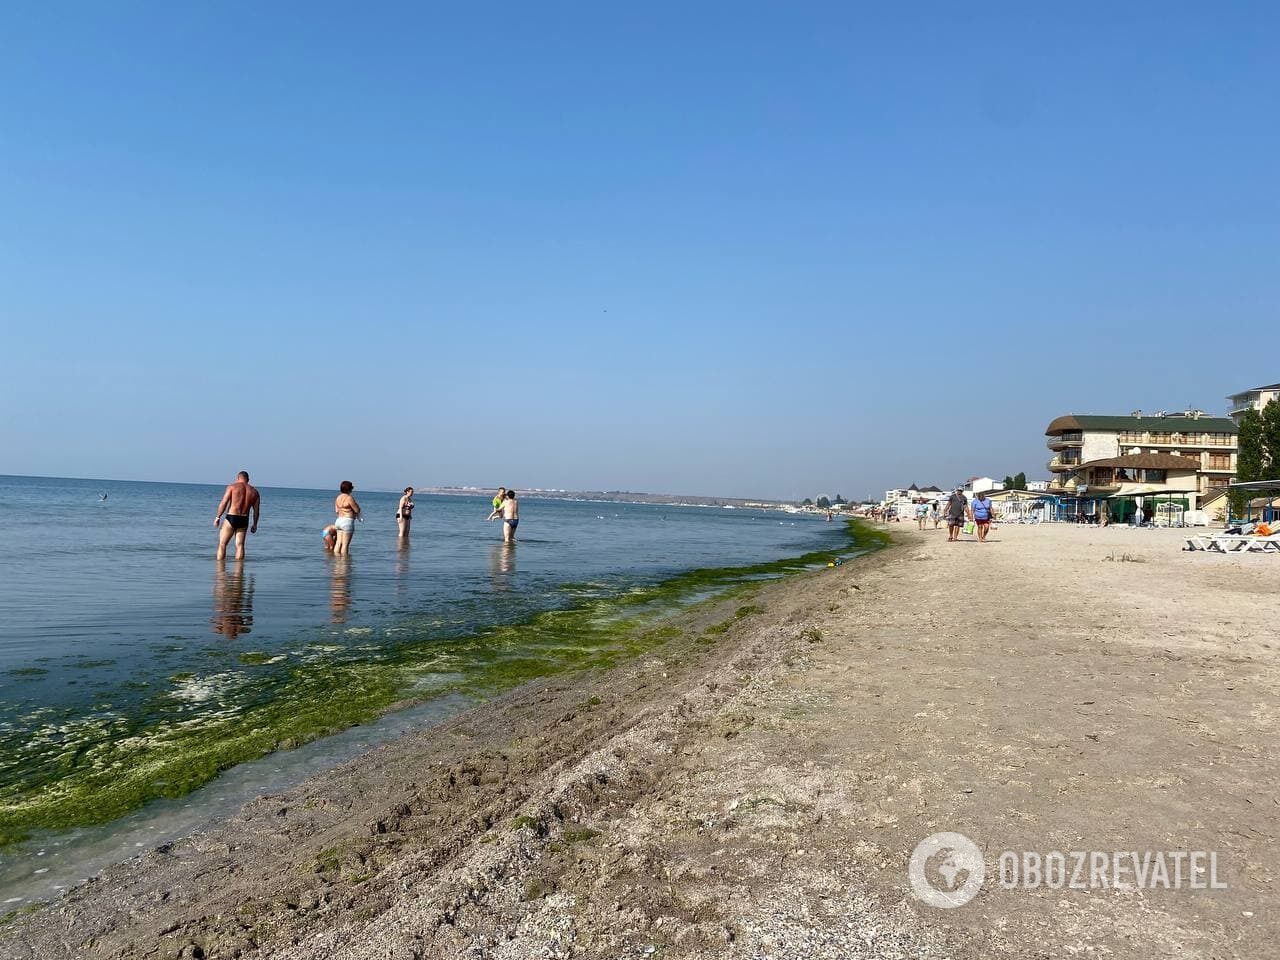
[943, 487, 995, 543]
[487, 487, 520, 542]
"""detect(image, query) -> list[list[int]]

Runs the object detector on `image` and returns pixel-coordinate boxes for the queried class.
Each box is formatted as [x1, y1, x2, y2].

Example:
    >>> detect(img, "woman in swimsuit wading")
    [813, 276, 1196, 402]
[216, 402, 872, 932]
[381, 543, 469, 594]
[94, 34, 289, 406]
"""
[334, 480, 361, 556]
[397, 486, 415, 540]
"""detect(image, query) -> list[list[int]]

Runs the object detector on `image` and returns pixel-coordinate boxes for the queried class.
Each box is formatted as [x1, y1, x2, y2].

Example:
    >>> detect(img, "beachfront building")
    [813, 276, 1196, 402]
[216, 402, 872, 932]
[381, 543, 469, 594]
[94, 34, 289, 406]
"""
[881, 483, 945, 516]
[1226, 382, 1280, 425]
[962, 476, 1005, 496]
[1045, 409, 1237, 521]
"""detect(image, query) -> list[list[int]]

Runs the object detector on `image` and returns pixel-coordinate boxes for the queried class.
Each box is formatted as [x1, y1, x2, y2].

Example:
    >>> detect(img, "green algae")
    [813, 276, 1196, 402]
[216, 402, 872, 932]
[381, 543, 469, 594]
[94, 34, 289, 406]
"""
[237, 651, 280, 666]
[0, 520, 885, 846]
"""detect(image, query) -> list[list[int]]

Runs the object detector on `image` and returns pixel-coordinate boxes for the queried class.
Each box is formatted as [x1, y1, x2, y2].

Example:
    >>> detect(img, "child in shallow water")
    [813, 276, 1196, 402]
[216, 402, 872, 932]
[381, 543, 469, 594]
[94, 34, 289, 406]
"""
[321, 524, 338, 553]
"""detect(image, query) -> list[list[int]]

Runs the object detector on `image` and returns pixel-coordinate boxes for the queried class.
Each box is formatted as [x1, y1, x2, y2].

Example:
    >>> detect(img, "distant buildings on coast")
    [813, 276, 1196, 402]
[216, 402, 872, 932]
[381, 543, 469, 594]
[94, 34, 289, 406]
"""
[870, 383, 1275, 525]
[1043, 408, 1237, 516]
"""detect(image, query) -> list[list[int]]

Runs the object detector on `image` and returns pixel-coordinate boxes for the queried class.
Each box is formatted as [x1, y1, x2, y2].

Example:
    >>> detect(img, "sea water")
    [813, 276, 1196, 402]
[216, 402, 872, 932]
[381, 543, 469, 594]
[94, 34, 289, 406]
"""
[0, 474, 848, 905]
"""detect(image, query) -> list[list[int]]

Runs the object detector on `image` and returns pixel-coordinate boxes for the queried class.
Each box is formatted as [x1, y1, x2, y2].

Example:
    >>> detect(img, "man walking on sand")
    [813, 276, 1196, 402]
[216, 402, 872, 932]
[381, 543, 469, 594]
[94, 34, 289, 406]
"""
[944, 487, 967, 542]
[970, 489, 995, 543]
[214, 471, 261, 560]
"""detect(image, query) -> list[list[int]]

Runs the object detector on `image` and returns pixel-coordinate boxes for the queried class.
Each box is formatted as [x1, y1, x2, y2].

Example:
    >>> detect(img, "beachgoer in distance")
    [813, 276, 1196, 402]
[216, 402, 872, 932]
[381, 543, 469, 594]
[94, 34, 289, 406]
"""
[397, 486, 415, 539]
[214, 471, 261, 561]
[916, 500, 929, 530]
[970, 489, 995, 543]
[945, 487, 967, 542]
[930, 500, 940, 529]
[334, 481, 361, 556]
[488, 489, 519, 542]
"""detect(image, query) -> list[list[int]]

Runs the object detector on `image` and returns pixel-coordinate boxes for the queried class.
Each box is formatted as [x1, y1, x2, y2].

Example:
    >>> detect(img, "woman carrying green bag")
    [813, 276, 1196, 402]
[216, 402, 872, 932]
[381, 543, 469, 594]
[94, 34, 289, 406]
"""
[970, 490, 995, 543]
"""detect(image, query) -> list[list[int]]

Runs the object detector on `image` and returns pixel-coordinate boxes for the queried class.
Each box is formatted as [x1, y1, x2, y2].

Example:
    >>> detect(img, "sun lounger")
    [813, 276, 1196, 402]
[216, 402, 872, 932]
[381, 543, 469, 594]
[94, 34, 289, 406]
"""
[1203, 535, 1253, 553]
[1186, 533, 1280, 553]
[1238, 534, 1280, 553]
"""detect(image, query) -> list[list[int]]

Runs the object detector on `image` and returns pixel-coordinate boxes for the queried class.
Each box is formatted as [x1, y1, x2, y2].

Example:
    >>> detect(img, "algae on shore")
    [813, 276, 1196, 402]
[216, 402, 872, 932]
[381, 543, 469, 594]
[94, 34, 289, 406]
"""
[0, 520, 887, 846]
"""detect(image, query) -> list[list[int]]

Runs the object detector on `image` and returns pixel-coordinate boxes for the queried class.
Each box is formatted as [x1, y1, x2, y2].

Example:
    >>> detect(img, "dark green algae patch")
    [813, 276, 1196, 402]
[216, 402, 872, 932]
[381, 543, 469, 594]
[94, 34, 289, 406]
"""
[0, 520, 887, 846]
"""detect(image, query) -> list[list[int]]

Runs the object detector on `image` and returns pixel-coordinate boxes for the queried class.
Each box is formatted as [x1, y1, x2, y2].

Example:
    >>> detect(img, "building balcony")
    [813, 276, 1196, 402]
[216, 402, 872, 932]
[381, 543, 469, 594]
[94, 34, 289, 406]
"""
[1047, 456, 1083, 473]
[1046, 434, 1084, 451]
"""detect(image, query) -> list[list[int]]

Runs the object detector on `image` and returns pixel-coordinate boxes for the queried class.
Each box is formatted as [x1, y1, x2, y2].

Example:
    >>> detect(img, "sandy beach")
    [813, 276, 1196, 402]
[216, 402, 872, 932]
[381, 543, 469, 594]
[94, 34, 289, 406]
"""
[2, 521, 1276, 960]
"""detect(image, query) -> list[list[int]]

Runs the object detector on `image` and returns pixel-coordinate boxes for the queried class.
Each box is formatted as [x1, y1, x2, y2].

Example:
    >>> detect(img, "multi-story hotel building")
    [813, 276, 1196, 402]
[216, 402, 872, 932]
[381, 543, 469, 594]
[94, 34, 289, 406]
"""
[1045, 409, 1237, 508]
[1226, 382, 1280, 425]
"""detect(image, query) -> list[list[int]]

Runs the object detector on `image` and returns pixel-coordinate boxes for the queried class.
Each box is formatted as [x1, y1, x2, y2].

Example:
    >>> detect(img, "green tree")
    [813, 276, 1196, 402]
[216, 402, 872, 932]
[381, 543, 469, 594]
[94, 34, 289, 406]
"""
[1013, 471, 1027, 490]
[1232, 408, 1267, 517]
[1262, 399, 1280, 481]
[802, 498, 813, 506]
[1002, 475, 1014, 489]
[816, 496, 831, 509]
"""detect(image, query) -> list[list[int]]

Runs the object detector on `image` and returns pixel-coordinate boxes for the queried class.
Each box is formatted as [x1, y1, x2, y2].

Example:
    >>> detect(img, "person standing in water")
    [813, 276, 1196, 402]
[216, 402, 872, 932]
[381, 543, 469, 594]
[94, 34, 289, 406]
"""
[396, 486, 415, 539]
[214, 471, 261, 561]
[334, 480, 361, 555]
[488, 489, 519, 542]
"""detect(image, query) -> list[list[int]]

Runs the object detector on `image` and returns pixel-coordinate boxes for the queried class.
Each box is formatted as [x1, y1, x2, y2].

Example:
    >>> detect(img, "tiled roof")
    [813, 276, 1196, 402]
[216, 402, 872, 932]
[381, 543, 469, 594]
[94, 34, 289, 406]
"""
[1046, 414, 1237, 435]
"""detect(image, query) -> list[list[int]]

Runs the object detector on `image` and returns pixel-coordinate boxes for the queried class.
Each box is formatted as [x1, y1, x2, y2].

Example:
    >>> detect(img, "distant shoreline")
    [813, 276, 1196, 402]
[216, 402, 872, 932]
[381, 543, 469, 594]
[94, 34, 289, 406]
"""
[0, 474, 801, 510]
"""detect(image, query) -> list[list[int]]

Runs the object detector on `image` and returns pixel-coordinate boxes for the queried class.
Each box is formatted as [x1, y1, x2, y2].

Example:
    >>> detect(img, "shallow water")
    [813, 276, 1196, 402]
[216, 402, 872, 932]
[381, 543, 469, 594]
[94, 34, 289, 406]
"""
[0, 475, 850, 903]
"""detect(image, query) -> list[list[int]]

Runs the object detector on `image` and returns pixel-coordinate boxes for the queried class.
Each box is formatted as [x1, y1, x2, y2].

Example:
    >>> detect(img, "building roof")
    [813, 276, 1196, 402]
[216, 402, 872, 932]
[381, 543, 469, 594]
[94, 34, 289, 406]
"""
[1079, 453, 1201, 471]
[1228, 383, 1280, 398]
[1200, 486, 1229, 506]
[1045, 414, 1237, 435]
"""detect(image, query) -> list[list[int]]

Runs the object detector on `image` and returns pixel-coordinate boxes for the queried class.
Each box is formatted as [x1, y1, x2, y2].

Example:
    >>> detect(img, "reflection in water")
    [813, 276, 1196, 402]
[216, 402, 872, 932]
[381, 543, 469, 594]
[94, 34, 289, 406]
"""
[395, 539, 411, 593]
[211, 561, 254, 639]
[488, 542, 515, 592]
[329, 555, 352, 624]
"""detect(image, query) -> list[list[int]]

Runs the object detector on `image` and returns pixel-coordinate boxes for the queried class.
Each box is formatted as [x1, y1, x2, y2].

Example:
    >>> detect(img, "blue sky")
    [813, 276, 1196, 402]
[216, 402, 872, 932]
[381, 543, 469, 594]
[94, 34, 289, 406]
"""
[3, 3, 1276, 500]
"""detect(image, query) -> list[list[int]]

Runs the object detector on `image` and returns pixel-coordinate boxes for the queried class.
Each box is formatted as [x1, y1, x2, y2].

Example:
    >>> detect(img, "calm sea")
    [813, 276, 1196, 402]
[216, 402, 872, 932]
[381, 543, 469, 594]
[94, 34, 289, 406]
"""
[0, 474, 850, 905]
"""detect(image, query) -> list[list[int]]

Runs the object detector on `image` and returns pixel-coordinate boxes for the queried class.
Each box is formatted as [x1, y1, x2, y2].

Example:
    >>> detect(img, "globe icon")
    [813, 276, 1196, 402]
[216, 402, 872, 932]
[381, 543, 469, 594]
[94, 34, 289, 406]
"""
[908, 832, 985, 908]
[927, 847, 971, 891]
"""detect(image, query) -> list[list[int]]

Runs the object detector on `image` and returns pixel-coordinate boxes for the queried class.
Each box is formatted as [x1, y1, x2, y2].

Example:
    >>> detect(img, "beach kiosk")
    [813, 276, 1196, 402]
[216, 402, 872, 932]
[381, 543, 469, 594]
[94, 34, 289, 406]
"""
[1226, 480, 1280, 525]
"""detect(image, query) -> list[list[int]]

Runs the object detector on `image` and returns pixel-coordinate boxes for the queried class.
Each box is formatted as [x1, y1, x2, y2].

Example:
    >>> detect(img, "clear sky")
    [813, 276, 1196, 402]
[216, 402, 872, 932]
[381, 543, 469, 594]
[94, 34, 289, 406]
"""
[4, 3, 1277, 501]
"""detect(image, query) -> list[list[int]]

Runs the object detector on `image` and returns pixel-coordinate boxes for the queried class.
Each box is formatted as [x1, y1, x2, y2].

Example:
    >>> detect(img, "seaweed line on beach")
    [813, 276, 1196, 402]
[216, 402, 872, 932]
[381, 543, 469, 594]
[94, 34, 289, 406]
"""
[0, 521, 889, 847]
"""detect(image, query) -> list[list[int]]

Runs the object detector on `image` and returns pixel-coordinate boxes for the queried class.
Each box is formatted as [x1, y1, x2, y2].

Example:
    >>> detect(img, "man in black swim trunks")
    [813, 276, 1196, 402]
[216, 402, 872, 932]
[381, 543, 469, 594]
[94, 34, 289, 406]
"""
[214, 470, 261, 560]
[497, 490, 519, 542]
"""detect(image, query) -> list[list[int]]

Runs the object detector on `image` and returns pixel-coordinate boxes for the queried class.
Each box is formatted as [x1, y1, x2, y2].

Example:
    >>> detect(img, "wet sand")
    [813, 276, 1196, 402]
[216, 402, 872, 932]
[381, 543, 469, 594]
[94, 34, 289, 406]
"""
[2, 522, 1277, 959]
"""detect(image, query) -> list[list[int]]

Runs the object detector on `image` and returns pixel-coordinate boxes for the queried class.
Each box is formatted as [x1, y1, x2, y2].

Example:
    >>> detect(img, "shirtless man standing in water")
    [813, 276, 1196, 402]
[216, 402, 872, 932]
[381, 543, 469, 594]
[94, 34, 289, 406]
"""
[498, 490, 519, 542]
[214, 471, 261, 560]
